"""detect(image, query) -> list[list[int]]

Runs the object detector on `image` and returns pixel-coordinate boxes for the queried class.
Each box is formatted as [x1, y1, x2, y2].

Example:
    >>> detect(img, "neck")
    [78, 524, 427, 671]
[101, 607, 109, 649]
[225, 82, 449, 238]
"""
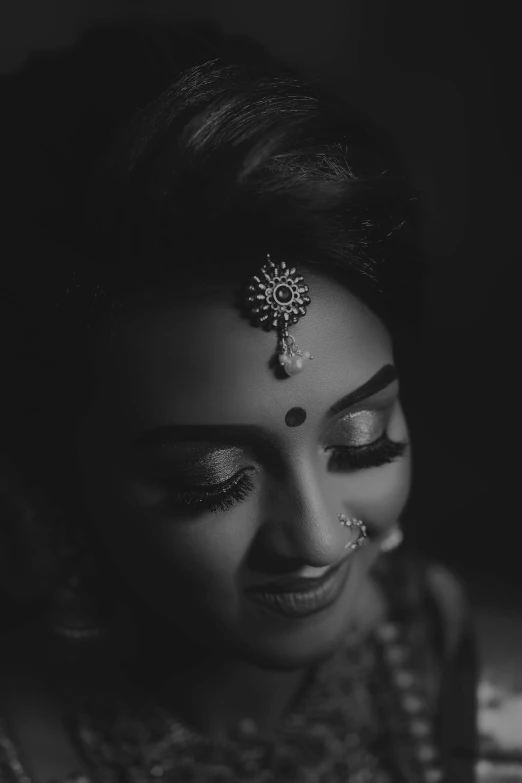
[160, 656, 311, 741]
[122, 572, 388, 741]
[130, 623, 314, 741]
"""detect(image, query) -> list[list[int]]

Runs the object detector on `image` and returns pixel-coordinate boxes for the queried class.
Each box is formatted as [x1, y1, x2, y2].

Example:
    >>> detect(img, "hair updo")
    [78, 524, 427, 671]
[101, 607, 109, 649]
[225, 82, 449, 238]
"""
[1, 19, 422, 608]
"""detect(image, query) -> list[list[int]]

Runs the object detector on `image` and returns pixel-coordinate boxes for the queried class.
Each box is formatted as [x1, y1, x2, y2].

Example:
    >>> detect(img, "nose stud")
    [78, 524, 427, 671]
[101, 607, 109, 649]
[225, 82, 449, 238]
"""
[338, 514, 368, 550]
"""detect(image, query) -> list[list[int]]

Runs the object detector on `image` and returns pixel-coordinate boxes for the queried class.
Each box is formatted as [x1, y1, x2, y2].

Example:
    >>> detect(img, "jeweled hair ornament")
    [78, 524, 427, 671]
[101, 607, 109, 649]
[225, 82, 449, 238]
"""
[245, 255, 313, 377]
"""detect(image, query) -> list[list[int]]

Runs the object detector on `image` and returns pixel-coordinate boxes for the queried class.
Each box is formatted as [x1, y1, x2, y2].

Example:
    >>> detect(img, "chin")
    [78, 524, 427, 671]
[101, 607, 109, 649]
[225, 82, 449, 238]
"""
[231, 603, 354, 672]
[238, 627, 350, 672]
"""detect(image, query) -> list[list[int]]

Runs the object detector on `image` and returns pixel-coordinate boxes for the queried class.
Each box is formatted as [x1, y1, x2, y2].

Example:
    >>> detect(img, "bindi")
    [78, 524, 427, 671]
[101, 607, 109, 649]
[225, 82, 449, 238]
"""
[285, 407, 307, 428]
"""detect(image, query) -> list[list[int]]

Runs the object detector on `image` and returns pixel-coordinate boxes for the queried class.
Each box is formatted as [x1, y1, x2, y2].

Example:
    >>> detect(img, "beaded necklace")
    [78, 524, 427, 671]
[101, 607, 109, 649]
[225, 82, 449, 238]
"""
[0, 617, 445, 783]
[0, 549, 451, 782]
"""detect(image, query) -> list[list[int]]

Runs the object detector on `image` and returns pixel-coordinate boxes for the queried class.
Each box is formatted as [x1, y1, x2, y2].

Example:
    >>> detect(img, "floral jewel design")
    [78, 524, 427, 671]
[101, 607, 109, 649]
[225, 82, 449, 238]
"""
[245, 255, 313, 376]
[338, 515, 369, 549]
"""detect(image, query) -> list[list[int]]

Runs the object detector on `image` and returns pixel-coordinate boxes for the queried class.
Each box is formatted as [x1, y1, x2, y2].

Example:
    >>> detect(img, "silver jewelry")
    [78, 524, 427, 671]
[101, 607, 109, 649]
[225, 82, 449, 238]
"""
[380, 525, 404, 553]
[245, 255, 313, 377]
[338, 514, 368, 549]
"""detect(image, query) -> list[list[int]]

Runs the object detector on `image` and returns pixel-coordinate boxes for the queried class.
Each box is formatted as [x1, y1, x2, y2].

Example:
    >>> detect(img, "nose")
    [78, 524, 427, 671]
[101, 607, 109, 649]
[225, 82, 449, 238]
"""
[258, 458, 355, 570]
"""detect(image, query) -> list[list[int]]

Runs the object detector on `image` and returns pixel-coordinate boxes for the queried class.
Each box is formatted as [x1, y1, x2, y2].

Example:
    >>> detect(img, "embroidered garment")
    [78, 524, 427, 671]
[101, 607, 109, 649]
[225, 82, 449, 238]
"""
[0, 550, 477, 783]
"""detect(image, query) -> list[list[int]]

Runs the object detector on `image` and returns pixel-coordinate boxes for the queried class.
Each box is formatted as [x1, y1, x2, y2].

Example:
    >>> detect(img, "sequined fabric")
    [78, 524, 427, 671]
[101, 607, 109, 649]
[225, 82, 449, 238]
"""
[65, 632, 395, 783]
[0, 550, 460, 783]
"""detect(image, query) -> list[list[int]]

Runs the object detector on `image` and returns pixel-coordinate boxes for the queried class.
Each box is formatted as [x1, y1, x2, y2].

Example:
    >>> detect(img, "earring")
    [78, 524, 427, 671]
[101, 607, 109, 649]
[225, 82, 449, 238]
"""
[338, 514, 368, 549]
[43, 515, 112, 650]
[43, 516, 140, 668]
[45, 572, 105, 643]
[380, 525, 404, 553]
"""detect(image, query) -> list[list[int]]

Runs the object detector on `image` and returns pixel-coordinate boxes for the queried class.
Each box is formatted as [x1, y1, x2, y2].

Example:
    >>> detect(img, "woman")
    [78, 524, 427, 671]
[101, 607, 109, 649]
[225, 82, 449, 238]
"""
[0, 20, 477, 783]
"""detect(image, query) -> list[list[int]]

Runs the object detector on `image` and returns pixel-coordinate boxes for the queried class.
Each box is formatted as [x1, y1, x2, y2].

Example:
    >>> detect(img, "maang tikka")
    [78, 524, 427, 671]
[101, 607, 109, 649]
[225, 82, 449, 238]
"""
[245, 255, 314, 377]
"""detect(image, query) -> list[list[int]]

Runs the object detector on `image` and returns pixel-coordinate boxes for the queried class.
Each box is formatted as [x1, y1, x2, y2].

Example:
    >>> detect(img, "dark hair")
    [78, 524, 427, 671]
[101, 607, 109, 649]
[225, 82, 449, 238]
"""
[2, 20, 422, 535]
[82, 61, 420, 302]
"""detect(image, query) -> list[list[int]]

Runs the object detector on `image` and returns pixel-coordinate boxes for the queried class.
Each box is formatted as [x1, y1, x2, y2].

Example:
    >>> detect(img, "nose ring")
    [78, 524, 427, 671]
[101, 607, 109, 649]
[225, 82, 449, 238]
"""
[338, 514, 368, 550]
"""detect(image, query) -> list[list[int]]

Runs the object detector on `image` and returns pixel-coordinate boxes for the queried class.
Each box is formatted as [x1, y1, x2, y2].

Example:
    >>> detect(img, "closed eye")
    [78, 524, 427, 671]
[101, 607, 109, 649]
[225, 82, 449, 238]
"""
[150, 433, 407, 517]
[325, 433, 408, 472]
[161, 468, 255, 515]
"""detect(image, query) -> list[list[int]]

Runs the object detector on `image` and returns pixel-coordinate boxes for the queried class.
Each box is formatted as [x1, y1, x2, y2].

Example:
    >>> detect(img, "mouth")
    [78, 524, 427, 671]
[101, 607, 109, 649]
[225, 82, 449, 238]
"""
[244, 556, 353, 619]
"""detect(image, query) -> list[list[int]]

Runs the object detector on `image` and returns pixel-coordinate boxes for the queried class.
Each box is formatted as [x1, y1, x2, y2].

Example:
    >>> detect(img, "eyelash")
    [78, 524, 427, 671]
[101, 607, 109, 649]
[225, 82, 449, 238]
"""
[165, 470, 256, 515]
[325, 433, 408, 472]
[164, 433, 408, 515]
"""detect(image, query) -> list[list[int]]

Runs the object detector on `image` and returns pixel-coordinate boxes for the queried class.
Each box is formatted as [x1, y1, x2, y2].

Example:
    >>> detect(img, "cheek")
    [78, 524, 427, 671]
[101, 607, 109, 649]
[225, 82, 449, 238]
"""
[94, 480, 255, 613]
[354, 404, 411, 527]
[77, 446, 254, 617]
[330, 455, 412, 531]
[153, 516, 252, 600]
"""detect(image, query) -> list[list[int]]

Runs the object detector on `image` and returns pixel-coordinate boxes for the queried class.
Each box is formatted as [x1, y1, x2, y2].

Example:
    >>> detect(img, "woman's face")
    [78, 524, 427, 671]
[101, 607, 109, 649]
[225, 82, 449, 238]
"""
[76, 271, 411, 671]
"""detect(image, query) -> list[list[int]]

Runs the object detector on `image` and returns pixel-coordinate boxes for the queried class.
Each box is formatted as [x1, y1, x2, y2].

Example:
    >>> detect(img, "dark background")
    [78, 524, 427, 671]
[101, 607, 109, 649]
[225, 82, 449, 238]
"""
[0, 1, 520, 589]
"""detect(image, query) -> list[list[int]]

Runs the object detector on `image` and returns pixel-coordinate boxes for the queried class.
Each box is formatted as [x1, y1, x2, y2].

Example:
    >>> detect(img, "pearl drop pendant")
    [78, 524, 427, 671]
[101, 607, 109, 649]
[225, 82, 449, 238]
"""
[280, 351, 313, 376]
[279, 341, 313, 377]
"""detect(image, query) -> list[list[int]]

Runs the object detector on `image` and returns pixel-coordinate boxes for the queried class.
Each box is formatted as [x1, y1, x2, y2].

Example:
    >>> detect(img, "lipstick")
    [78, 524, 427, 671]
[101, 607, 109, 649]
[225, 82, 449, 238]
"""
[245, 557, 352, 619]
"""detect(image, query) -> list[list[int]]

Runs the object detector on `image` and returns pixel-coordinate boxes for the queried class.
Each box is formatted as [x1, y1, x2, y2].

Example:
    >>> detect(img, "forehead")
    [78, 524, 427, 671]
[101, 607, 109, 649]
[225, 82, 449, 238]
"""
[98, 274, 393, 439]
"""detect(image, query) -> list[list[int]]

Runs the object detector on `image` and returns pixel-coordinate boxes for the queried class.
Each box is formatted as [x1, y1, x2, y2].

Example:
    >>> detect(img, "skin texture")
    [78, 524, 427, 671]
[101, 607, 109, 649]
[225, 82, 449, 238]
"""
[74, 270, 412, 738]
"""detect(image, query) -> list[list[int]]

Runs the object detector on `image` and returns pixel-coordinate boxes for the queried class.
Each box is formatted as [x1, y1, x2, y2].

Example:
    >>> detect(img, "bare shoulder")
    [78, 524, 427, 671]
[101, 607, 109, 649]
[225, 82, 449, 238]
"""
[424, 563, 472, 659]
[0, 623, 89, 783]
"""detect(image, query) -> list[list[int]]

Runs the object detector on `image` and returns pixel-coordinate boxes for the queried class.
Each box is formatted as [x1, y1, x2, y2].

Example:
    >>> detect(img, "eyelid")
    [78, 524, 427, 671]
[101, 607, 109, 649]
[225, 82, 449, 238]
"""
[345, 396, 396, 420]
[327, 408, 387, 440]
[165, 466, 255, 493]
[337, 408, 385, 426]
[136, 448, 250, 484]
[338, 408, 379, 421]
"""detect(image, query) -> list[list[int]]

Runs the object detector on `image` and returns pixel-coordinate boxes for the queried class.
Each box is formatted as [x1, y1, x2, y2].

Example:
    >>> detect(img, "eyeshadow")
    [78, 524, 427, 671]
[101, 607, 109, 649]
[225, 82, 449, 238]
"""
[138, 446, 245, 485]
[334, 410, 387, 447]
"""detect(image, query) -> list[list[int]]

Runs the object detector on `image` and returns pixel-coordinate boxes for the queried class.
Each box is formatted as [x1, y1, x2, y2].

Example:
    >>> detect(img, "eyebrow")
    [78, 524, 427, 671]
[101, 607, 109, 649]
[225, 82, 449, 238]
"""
[130, 363, 397, 450]
[325, 363, 397, 417]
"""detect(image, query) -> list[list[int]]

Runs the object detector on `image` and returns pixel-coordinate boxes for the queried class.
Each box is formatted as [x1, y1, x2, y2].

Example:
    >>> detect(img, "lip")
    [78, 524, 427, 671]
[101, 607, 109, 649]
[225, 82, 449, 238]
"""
[245, 557, 352, 619]
[245, 556, 350, 595]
